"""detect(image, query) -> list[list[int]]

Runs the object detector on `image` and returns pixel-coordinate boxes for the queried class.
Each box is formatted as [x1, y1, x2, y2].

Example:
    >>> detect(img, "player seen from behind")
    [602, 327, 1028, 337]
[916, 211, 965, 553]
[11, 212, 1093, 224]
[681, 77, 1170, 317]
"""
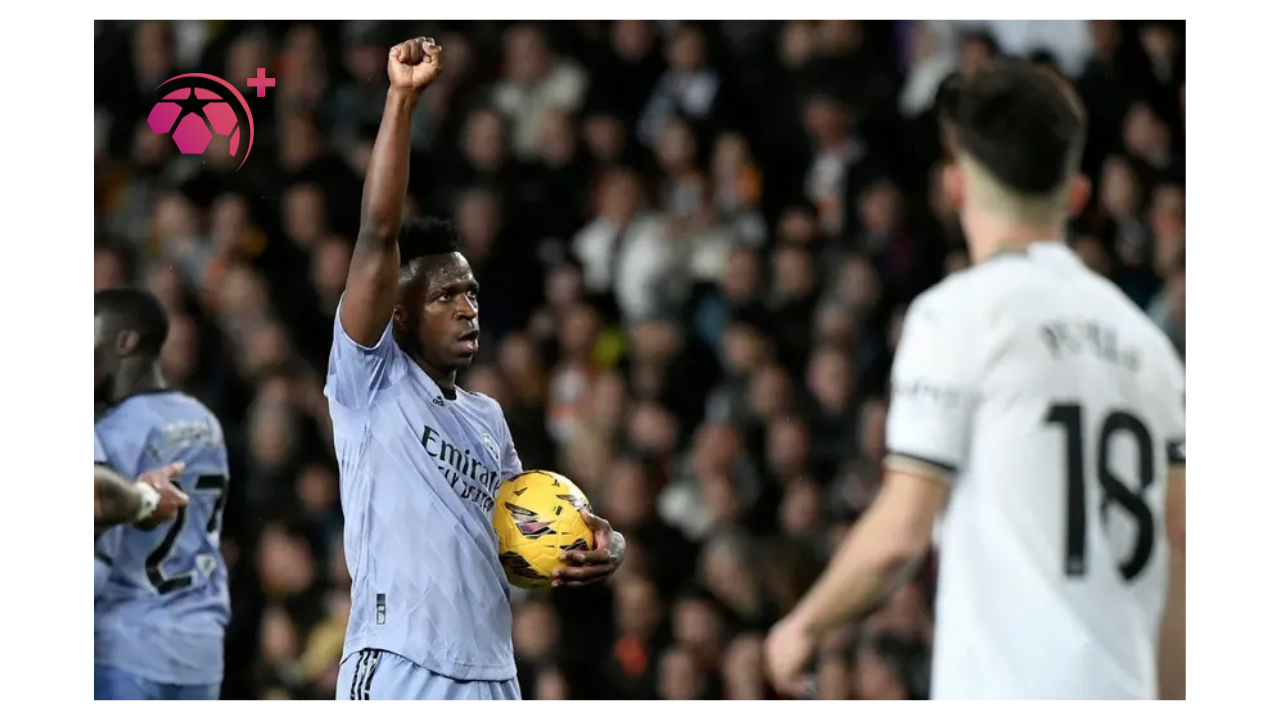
[94, 288, 233, 701]
[764, 59, 1186, 701]
[327, 37, 625, 701]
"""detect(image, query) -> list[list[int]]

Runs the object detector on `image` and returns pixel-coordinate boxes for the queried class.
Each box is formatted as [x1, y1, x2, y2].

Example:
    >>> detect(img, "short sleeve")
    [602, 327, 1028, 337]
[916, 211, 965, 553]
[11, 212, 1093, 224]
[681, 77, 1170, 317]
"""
[325, 295, 405, 410]
[884, 297, 979, 482]
[500, 418, 523, 481]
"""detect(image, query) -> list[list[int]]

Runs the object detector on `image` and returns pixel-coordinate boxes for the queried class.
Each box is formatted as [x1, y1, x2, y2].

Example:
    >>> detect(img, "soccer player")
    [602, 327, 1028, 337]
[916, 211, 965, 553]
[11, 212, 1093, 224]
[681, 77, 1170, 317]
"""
[93, 288, 232, 701]
[764, 60, 1186, 700]
[327, 37, 625, 701]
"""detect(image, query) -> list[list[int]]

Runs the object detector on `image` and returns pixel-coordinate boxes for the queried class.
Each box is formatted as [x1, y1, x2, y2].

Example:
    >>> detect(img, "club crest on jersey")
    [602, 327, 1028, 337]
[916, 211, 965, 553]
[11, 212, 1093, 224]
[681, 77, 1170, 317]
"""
[481, 432, 500, 462]
[505, 502, 556, 538]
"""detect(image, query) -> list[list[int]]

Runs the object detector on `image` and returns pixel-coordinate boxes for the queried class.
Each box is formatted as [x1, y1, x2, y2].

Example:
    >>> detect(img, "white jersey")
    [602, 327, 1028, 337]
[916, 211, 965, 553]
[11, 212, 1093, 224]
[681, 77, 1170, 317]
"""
[885, 242, 1186, 700]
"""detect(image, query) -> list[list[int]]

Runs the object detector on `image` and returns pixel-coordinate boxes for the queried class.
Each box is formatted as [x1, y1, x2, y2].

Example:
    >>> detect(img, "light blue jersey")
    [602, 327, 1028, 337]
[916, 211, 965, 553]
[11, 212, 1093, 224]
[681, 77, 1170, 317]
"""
[94, 391, 231, 688]
[325, 303, 523, 683]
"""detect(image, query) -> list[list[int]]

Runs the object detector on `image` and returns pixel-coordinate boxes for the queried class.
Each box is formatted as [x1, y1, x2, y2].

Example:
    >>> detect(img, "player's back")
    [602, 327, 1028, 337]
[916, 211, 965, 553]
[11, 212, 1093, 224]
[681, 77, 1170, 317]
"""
[919, 242, 1184, 699]
[94, 391, 231, 687]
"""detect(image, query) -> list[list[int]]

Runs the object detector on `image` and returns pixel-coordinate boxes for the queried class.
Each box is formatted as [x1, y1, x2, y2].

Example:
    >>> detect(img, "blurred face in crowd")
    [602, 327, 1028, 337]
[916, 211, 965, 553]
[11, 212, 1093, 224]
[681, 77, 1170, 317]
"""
[512, 599, 560, 662]
[257, 524, 315, 597]
[278, 113, 322, 170]
[538, 109, 577, 167]
[600, 170, 643, 223]
[672, 597, 722, 656]
[772, 245, 816, 300]
[1149, 184, 1185, 274]
[296, 463, 339, 516]
[699, 471, 742, 527]
[582, 113, 626, 164]
[628, 401, 678, 455]
[807, 346, 854, 413]
[311, 235, 353, 301]
[590, 370, 630, 428]
[248, 393, 297, 470]
[566, 430, 611, 491]
[283, 184, 326, 248]
[722, 633, 767, 700]
[658, 647, 704, 700]
[668, 25, 707, 72]
[803, 96, 851, 148]
[498, 332, 544, 397]
[505, 25, 553, 86]
[1123, 103, 1170, 160]
[95, 248, 127, 291]
[210, 193, 251, 254]
[602, 457, 652, 530]
[456, 188, 502, 262]
[614, 575, 662, 637]
[147, 265, 186, 314]
[767, 417, 810, 477]
[721, 247, 761, 303]
[545, 262, 584, 310]
[692, 423, 742, 476]
[816, 20, 862, 55]
[535, 667, 570, 700]
[558, 303, 600, 360]
[748, 364, 793, 420]
[629, 318, 681, 365]
[777, 206, 821, 246]
[859, 398, 888, 459]
[612, 20, 653, 61]
[243, 320, 293, 379]
[781, 21, 818, 69]
[154, 191, 200, 241]
[464, 108, 507, 171]
[781, 477, 823, 535]
[1089, 20, 1122, 58]
[133, 21, 172, 81]
[960, 34, 996, 78]
[700, 536, 756, 608]
[815, 303, 855, 347]
[858, 180, 904, 237]
[1141, 22, 1178, 62]
[1099, 156, 1141, 220]
[160, 313, 198, 385]
[721, 321, 767, 376]
[656, 118, 698, 176]
[259, 604, 299, 665]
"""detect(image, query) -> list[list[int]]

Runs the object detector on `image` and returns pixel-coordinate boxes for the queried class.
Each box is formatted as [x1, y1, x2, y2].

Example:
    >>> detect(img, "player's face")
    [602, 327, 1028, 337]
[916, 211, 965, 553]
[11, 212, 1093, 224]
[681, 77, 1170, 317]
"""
[93, 314, 117, 394]
[410, 252, 480, 372]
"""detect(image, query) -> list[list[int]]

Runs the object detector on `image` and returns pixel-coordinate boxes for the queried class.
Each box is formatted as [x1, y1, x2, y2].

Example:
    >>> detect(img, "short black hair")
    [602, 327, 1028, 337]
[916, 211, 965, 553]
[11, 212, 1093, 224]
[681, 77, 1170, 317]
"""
[954, 59, 1086, 196]
[94, 287, 170, 356]
[398, 216, 461, 268]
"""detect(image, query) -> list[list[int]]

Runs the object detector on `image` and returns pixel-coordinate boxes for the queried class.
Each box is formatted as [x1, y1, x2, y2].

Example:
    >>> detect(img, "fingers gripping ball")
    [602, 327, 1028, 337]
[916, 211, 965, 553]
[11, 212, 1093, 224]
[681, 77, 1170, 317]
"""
[492, 471, 595, 590]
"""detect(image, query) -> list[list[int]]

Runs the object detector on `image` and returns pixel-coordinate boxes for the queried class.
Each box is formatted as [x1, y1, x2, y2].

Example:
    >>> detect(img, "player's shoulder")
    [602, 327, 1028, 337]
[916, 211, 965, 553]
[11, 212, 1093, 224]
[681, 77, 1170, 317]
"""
[457, 386, 504, 417]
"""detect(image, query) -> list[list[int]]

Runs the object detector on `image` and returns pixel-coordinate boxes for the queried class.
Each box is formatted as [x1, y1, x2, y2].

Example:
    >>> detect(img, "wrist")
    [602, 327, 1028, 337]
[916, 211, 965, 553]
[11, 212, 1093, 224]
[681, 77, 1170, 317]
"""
[387, 87, 422, 107]
[133, 482, 161, 523]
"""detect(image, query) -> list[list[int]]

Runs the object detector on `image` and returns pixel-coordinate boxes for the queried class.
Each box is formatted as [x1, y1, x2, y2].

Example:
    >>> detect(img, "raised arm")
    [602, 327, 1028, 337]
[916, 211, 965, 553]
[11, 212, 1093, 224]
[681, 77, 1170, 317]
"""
[339, 37, 443, 347]
[1157, 463, 1186, 700]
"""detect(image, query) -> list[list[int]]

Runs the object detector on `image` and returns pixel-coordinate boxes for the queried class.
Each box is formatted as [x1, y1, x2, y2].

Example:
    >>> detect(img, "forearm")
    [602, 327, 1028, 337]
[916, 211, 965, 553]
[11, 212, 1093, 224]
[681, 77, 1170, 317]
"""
[790, 509, 926, 635]
[359, 88, 420, 246]
[94, 466, 142, 534]
[1157, 544, 1186, 700]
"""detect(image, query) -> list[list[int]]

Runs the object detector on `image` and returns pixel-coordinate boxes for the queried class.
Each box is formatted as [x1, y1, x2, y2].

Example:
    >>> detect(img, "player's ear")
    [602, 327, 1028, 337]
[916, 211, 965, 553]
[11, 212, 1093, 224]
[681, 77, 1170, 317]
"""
[115, 329, 140, 357]
[392, 304, 407, 334]
[942, 162, 964, 213]
[1067, 174, 1092, 217]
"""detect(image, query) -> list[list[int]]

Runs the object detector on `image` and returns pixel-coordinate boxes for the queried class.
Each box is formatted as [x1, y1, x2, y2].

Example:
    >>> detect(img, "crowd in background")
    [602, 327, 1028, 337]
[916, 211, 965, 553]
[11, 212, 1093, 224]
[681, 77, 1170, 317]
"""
[93, 19, 1186, 700]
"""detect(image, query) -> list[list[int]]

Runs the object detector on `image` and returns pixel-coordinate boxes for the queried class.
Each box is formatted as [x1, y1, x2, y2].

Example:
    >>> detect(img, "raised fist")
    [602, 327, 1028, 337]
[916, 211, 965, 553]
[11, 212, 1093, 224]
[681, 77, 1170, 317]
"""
[388, 37, 443, 91]
[134, 461, 189, 531]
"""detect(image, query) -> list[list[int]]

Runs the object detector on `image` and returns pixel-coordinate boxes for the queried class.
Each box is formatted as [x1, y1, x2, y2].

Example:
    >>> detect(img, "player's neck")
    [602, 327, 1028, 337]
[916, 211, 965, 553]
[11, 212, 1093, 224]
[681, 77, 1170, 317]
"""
[963, 211, 1064, 264]
[410, 353, 458, 397]
[109, 363, 167, 405]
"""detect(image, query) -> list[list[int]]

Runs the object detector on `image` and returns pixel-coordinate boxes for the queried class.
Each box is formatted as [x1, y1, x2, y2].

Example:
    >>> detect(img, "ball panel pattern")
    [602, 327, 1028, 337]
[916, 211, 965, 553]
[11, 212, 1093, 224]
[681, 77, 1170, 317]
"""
[492, 471, 595, 590]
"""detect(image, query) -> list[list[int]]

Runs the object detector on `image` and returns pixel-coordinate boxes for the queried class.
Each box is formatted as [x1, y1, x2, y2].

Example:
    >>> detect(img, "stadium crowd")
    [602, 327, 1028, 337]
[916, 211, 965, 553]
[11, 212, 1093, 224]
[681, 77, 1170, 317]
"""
[93, 19, 1186, 700]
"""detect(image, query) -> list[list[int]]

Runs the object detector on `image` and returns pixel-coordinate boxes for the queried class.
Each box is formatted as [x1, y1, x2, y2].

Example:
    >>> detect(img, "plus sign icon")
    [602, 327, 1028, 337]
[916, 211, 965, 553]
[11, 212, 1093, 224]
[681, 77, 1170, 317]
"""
[145, 68, 274, 171]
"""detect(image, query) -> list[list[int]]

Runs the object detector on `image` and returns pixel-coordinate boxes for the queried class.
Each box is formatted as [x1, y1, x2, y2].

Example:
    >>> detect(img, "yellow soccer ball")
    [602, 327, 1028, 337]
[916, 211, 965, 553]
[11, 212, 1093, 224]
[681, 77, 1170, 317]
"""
[492, 470, 595, 590]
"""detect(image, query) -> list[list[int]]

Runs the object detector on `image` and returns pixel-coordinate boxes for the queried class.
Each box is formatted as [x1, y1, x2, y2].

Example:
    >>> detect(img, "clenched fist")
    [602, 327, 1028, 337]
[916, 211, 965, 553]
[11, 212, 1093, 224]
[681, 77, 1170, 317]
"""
[388, 37, 443, 92]
[134, 461, 189, 531]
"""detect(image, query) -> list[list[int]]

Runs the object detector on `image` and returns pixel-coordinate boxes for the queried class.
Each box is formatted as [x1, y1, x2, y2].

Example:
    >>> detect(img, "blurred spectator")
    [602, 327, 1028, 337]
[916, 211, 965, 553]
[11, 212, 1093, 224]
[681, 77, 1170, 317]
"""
[93, 19, 1186, 700]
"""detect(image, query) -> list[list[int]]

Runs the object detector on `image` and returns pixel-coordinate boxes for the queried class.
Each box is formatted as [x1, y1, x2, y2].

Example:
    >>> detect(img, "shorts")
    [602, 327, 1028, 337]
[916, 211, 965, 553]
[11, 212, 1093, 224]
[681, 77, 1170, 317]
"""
[336, 649, 521, 700]
[94, 664, 220, 700]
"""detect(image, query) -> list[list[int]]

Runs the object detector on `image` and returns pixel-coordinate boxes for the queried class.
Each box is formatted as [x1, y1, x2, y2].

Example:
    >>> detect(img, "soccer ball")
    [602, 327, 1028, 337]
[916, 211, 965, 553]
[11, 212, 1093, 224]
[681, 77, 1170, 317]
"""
[492, 470, 595, 590]
[147, 87, 241, 156]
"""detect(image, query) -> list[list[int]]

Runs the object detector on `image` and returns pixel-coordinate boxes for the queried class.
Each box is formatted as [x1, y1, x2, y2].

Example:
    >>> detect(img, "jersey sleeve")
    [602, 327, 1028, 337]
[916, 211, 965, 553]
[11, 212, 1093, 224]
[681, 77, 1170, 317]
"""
[884, 295, 979, 482]
[325, 294, 405, 410]
[94, 427, 109, 466]
[1158, 351, 1186, 471]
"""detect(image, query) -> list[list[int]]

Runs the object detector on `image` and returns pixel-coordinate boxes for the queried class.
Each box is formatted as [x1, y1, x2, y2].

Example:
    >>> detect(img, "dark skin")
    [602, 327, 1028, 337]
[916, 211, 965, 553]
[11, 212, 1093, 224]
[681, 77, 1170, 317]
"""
[342, 36, 624, 586]
[93, 311, 189, 531]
